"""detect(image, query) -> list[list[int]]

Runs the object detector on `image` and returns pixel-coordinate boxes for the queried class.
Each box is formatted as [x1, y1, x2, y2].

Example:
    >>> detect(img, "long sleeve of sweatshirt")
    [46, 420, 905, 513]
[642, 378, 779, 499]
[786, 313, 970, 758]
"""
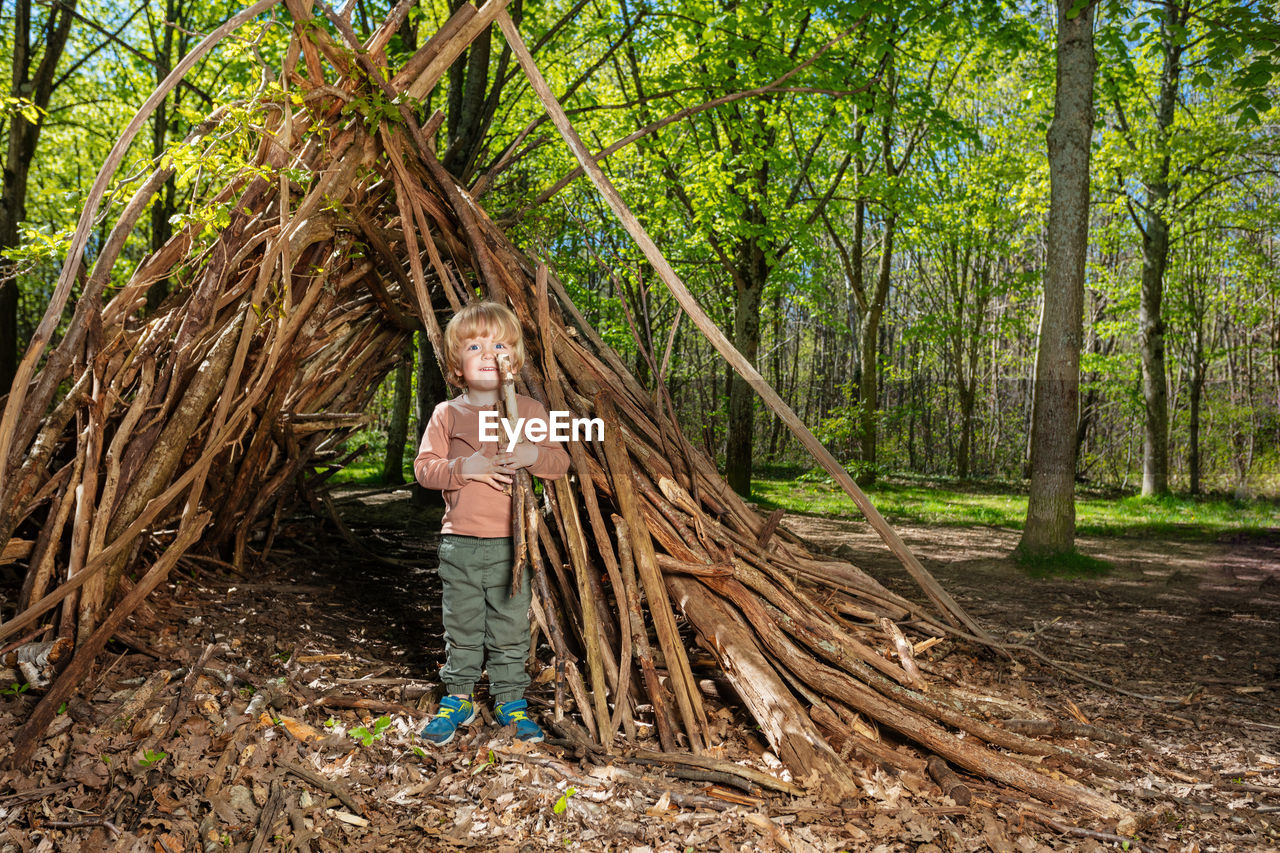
[413, 402, 468, 492]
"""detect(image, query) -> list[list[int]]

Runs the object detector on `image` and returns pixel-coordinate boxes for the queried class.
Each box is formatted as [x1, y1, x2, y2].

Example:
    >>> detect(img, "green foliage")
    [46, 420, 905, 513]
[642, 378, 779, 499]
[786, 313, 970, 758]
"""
[137, 749, 168, 767]
[350, 715, 393, 747]
[2, 0, 1277, 508]
[553, 786, 576, 815]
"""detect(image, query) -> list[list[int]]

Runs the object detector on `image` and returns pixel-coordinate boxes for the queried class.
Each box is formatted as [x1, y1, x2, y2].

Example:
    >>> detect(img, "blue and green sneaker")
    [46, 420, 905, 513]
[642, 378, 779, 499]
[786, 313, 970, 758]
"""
[420, 694, 476, 746]
[494, 699, 544, 743]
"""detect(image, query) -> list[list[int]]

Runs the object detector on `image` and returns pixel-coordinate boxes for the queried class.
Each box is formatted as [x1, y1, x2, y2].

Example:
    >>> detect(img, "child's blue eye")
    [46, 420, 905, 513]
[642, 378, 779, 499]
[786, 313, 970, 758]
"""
[495, 342, 506, 349]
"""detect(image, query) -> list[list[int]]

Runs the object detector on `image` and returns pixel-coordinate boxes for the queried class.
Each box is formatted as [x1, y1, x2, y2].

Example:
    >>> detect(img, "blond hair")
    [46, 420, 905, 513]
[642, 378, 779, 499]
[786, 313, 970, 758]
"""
[442, 301, 526, 388]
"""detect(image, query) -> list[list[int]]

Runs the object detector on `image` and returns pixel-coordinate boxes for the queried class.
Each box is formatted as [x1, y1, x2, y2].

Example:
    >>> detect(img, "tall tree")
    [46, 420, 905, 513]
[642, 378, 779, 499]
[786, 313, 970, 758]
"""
[1018, 0, 1095, 557]
[820, 8, 973, 484]
[1, 0, 76, 391]
[145, 0, 204, 309]
[441, 0, 513, 181]
[606, 0, 862, 496]
[1131, 0, 1188, 496]
[1103, 0, 1279, 494]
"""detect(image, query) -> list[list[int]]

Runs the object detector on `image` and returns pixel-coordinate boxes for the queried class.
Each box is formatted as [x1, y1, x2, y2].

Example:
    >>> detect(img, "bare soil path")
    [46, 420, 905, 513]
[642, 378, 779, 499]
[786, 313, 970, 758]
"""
[2, 490, 1277, 852]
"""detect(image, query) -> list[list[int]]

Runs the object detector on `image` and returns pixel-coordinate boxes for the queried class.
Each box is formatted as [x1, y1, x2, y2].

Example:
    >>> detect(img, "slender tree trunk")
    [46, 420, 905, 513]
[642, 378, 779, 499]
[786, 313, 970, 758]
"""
[147, 0, 179, 311]
[726, 237, 767, 496]
[858, 213, 895, 484]
[441, 0, 511, 181]
[1018, 0, 1095, 557]
[1, 0, 76, 391]
[1187, 345, 1204, 495]
[1137, 4, 1187, 496]
[906, 339, 918, 470]
[956, 385, 974, 480]
[382, 339, 413, 485]
[1139, 217, 1171, 495]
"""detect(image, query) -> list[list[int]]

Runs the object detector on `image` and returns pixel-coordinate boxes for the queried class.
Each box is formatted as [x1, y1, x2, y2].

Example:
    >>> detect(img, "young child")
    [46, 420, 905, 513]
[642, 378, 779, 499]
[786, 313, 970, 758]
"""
[414, 301, 569, 745]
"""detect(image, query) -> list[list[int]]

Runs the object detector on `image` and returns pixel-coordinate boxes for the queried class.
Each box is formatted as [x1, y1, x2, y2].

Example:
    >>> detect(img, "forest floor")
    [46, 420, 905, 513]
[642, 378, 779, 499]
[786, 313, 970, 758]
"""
[2, 486, 1278, 852]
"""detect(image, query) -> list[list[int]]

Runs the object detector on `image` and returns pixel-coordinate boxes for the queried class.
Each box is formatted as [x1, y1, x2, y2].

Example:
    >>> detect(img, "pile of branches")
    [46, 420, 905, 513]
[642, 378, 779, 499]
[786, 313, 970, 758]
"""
[0, 0, 1123, 820]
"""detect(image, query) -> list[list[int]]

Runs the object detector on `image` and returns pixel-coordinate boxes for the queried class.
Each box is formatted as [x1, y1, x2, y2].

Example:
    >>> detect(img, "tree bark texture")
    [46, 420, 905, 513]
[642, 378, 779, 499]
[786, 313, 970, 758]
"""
[1019, 0, 1095, 557]
[1137, 1, 1188, 497]
[726, 229, 767, 497]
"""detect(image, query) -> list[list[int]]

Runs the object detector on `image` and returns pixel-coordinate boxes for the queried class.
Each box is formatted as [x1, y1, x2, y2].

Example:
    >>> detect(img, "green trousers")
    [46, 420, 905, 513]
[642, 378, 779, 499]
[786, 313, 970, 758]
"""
[436, 535, 531, 704]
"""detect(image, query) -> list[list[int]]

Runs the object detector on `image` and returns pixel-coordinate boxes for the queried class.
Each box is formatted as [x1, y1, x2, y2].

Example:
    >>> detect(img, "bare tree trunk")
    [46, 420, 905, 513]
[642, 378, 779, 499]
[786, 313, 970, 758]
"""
[956, 384, 975, 480]
[858, 212, 895, 483]
[1, 0, 77, 390]
[1018, 0, 1095, 557]
[383, 338, 413, 485]
[147, 0, 184, 310]
[1139, 217, 1171, 496]
[441, 0, 512, 181]
[1137, 1, 1188, 497]
[1188, 350, 1204, 494]
[725, 234, 766, 496]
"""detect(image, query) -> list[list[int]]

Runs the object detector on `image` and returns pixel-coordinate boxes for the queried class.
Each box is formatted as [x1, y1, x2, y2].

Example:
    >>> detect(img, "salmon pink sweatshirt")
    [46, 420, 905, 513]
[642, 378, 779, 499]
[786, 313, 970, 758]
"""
[414, 396, 570, 538]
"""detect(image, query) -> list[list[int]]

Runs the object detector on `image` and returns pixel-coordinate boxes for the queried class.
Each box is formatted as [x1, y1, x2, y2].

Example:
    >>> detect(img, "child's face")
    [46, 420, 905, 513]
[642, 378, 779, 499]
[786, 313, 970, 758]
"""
[455, 334, 514, 391]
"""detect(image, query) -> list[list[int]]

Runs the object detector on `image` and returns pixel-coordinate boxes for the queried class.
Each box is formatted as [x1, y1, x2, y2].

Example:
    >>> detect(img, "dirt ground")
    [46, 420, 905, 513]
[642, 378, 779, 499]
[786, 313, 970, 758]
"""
[1, 487, 1277, 852]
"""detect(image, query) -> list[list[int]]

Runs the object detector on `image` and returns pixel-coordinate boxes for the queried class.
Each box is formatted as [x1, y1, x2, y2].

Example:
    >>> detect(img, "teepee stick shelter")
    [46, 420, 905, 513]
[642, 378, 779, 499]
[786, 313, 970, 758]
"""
[0, 0, 1126, 819]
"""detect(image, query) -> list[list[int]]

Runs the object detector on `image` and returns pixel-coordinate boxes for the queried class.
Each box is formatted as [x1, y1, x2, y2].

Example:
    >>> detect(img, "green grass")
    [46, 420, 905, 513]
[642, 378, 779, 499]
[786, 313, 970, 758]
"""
[751, 472, 1280, 541]
[1013, 549, 1114, 578]
[321, 452, 1279, 542]
[327, 458, 400, 484]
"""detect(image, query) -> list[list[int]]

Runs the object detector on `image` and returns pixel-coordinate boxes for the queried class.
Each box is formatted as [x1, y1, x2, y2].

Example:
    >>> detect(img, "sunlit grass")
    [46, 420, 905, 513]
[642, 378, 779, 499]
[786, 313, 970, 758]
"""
[324, 454, 1279, 541]
[1013, 549, 1114, 578]
[326, 459, 412, 485]
[750, 471, 1280, 540]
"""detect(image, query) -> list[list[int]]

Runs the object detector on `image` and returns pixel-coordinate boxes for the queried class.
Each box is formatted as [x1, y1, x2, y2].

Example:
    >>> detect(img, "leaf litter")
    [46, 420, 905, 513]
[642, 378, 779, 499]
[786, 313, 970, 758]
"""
[1, 492, 1277, 851]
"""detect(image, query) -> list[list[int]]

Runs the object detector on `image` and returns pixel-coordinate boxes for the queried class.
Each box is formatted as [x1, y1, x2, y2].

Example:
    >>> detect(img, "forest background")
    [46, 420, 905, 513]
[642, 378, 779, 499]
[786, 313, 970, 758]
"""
[3, 0, 1279, 538]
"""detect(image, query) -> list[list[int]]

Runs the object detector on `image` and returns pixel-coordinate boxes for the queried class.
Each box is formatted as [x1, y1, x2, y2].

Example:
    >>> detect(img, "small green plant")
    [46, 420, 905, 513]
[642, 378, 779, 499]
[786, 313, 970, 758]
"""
[351, 715, 392, 746]
[553, 786, 576, 814]
[324, 717, 337, 728]
[138, 749, 167, 767]
[3, 682, 30, 696]
[470, 748, 499, 776]
[57, 701, 67, 715]
[411, 745, 427, 758]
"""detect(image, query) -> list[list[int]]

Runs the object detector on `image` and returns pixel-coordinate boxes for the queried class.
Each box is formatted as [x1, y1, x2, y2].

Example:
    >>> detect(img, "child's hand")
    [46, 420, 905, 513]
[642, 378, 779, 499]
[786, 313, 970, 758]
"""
[459, 450, 513, 490]
[497, 443, 540, 471]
